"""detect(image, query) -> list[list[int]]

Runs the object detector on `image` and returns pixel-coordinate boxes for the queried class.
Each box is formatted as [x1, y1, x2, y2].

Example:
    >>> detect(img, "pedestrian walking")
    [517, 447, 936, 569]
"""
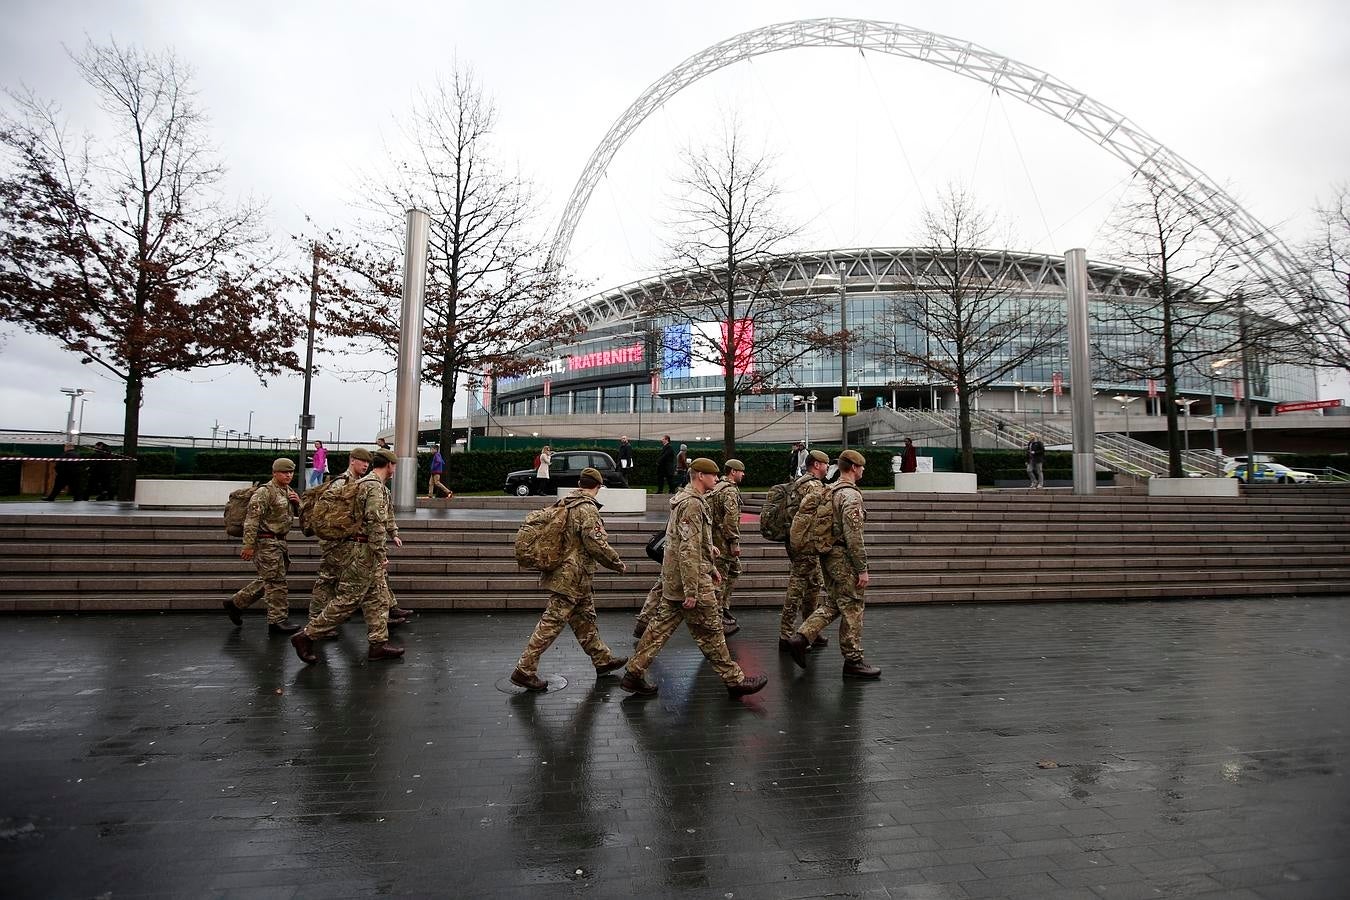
[307, 448, 371, 621]
[674, 444, 690, 487]
[510, 467, 629, 691]
[309, 441, 328, 488]
[617, 436, 634, 472]
[223, 458, 301, 634]
[786, 449, 881, 678]
[620, 458, 767, 699]
[426, 443, 453, 499]
[900, 437, 917, 473]
[533, 445, 553, 496]
[654, 435, 677, 493]
[1026, 434, 1046, 489]
[779, 449, 830, 653]
[705, 458, 746, 635]
[292, 448, 404, 663]
[43, 443, 83, 501]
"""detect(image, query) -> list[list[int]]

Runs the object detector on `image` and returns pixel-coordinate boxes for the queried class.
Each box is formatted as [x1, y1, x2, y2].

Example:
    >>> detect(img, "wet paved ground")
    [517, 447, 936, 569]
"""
[1, 598, 1347, 900]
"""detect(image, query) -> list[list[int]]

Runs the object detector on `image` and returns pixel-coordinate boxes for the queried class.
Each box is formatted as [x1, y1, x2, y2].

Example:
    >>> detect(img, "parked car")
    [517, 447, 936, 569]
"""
[1227, 462, 1319, 484]
[503, 450, 629, 496]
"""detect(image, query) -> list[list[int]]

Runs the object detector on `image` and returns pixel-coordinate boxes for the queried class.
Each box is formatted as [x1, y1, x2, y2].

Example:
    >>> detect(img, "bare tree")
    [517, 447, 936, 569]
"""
[877, 185, 1062, 473]
[319, 66, 580, 450]
[1295, 184, 1350, 372]
[0, 40, 297, 498]
[645, 122, 829, 456]
[1092, 174, 1269, 477]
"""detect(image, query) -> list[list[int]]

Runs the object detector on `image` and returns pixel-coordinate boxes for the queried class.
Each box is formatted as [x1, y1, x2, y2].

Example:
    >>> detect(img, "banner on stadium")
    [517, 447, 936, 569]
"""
[661, 320, 755, 378]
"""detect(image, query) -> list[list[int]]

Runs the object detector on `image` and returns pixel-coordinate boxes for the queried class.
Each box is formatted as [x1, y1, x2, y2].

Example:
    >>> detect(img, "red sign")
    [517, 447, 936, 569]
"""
[1274, 399, 1343, 414]
[1147, 379, 1158, 399]
[480, 372, 491, 408]
[1233, 379, 1243, 402]
[542, 378, 551, 398]
[1052, 371, 1063, 396]
[650, 373, 660, 397]
[567, 341, 644, 372]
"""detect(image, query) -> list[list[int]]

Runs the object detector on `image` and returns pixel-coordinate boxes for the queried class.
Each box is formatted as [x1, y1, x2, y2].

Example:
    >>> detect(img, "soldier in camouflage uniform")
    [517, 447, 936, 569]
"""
[786, 449, 881, 678]
[510, 468, 629, 691]
[292, 449, 404, 663]
[307, 448, 371, 621]
[375, 481, 414, 626]
[705, 459, 745, 636]
[620, 458, 767, 699]
[779, 449, 830, 652]
[223, 458, 301, 633]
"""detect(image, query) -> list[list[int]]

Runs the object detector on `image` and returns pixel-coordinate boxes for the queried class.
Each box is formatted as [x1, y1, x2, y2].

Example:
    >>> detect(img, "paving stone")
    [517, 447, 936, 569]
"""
[0, 598, 1347, 897]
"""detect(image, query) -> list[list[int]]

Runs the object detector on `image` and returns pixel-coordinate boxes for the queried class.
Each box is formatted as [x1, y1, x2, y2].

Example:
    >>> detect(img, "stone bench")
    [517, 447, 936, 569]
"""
[1147, 477, 1240, 498]
[135, 479, 254, 509]
[893, 472, 978, 493]
[558, 486, 648, 513]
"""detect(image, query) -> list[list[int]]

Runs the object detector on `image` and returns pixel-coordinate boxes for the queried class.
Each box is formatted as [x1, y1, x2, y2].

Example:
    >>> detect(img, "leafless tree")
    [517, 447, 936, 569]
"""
[1092, 173, 1277, 477]
[320, 66, 581, 450]
[1294, 184, 1350, 373]
[644, 121, 829, 456]
[876, 185, 1062, 473]
[0, 40, 297, 498]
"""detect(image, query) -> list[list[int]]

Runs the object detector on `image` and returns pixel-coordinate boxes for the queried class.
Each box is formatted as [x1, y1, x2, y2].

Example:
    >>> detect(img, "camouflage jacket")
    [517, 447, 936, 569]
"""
[786, 473, 826, 556]
[831, 482, 868, 574]
[354, 473, 393, 561]
[243, 480, 294, 548]
[539, 494, 623, 599]
[661, 486, 716, 601]
[704, 478, 741, 558]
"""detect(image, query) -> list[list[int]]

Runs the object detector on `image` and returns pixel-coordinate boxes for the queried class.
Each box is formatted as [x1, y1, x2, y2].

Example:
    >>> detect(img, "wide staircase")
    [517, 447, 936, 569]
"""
[3, 486, 1348, 613]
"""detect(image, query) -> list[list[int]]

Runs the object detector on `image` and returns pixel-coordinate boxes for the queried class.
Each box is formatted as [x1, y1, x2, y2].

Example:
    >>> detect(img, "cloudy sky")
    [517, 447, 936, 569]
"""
[2, 0, 1347, 446]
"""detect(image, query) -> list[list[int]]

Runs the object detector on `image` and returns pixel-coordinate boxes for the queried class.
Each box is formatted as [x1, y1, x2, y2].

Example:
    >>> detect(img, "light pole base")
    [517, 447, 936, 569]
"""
[1072, 453, 1096, 495]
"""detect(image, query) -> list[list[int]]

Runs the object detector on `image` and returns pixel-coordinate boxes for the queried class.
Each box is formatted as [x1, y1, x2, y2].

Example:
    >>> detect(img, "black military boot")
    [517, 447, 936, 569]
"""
[786, 634, 810, 669]
[620, 671, 658, 696]
[368, 642, 405, 661]
[510, 668, 548, 691]
[268, 621, 301, 635]
[842, 659, 882, 679]
[727, 674, 768, 697]
[222, 600, 243, 627]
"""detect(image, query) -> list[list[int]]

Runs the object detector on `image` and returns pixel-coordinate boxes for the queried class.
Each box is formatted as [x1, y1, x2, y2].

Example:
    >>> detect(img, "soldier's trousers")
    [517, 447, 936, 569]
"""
[798, 549, 866, 663]
[231, 539, 290, 623]
[304, 545, 388, 644]
[516, 592, 622, 676]
[780, 548, 823, 639]
[635, 579, 663, 626]
[628, 581, 746, 686]
[309, 540, 352, 619]
[715, 556, 740, 613]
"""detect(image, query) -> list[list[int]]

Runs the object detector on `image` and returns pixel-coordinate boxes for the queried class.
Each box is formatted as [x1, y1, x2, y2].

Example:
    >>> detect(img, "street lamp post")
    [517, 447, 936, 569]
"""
[59, 388, 88, 444]
[1176, 398, 1199, 456]
[1209, 357, 1234, 463]
[1112, 395, 1139, 464]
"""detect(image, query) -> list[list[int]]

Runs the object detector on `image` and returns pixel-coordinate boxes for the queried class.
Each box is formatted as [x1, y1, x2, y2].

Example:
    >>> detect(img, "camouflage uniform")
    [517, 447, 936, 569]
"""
[628, 487, 747, 687]
[635, 578, 663, 630]
[797, 483, 868, 662]
[308, 471, 357, 619]
[705, 477, 742, 614]
[780, 473, 825, 639]
[230, 481, 295, 624]
[375, 488, 402, 619]
[303, 473, 392, 643]
[515, 494, 626, 676]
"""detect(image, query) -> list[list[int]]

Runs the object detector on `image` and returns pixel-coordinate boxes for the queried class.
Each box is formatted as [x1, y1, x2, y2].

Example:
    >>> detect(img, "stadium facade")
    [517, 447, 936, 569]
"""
[489, 248, 1313, 434]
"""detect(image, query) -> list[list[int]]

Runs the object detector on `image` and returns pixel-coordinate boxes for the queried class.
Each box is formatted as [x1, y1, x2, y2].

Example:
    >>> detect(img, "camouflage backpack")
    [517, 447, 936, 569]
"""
[789, 482, 858, 555]
[514, 496, 584, 572]
[223, 486, 258, 538]
[299, 475, 347, 537]
[308, 477, 364, 541]
[758, 481, 794, 542]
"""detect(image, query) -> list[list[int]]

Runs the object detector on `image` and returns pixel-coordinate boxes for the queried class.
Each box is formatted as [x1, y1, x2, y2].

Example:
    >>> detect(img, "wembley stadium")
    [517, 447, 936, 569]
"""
[466, 247, 1317, 450]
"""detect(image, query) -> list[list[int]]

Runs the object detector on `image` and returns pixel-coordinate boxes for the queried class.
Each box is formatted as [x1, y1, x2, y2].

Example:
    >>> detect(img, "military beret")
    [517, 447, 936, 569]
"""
[373, 448, 397, 465]
[349, 447, 373, 462]
[579, 467, 603, 483]
[839, 449, 867, 467]
[807, 449, 830, 464]
[723, 459, 745, 472]
[272, 457, 296, 472]
[689, 457, 719, 475]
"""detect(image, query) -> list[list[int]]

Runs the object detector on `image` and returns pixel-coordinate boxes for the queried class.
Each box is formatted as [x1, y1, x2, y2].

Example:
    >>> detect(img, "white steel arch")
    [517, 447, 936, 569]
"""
[549, 17, 1297, 288]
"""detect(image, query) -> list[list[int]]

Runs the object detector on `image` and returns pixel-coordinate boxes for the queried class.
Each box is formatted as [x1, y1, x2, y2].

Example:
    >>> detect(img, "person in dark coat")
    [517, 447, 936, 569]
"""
[44, 444, 83, 501]
[654, 435, 677, 493]
[901, 437, 917, 473]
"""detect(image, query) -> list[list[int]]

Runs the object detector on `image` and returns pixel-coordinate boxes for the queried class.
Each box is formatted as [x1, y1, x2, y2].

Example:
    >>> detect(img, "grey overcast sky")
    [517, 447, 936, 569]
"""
[2, 0, 1347, 445]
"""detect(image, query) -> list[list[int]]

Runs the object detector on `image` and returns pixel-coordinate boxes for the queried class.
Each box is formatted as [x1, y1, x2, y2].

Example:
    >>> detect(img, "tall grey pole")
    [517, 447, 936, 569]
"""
[393, 209, 430, 512]
[296, 244, 320, 490]
[838, 265, 849, 450]
[1065, 248, 1096, 494]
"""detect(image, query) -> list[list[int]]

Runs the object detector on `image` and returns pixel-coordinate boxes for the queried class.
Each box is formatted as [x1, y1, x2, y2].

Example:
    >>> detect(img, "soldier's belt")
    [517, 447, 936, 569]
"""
[347, 535, 370, 543]
[257, 531, 282, 539]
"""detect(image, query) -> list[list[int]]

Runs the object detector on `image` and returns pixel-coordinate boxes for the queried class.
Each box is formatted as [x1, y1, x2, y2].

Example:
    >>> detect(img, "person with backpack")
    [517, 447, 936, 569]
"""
[705, 459, 746, 636]
[509, 467, 629, 691]
[778, 449, 831, 653]
[291, 448, 404, 664]
[306, 448, 371, 621]
[425, 443, 453, 500]
[619, 458, 768, 699]
[785, 449, 881, 679]
[654, 435, 677, 493]
[223, 458, 302, 634]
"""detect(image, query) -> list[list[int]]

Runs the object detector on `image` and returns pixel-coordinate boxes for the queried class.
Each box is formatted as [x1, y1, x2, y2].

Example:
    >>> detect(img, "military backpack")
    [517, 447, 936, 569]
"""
[758, 481, 794, 542]
[307, 478, 364, 541]
[789, 482, 860, 555]
[514, 495, 584, 572]
[223, 486, 258, 538]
